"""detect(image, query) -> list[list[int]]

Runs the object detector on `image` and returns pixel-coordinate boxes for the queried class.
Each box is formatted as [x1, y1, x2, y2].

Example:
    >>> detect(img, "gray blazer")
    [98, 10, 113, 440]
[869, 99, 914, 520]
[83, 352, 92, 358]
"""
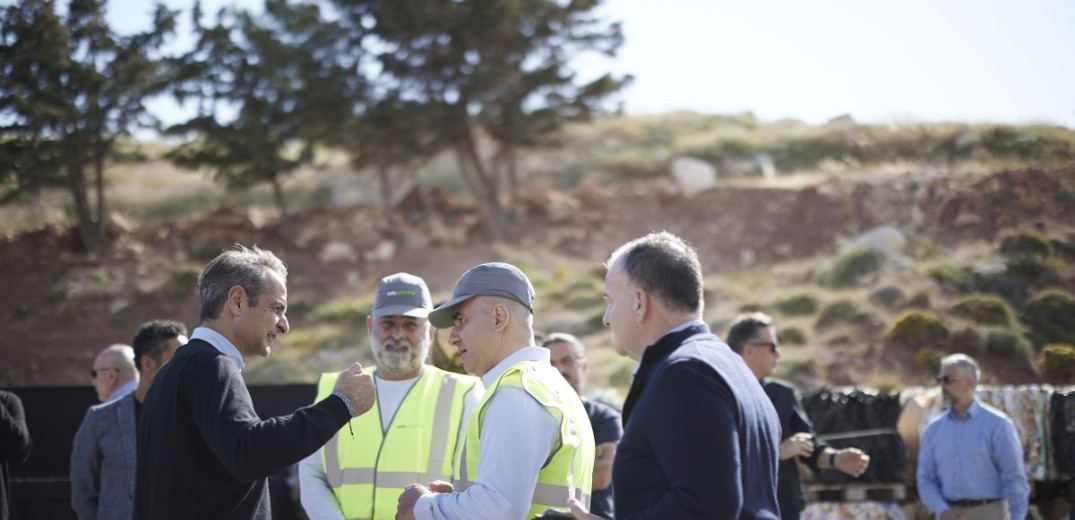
[70, 392, 136, 520]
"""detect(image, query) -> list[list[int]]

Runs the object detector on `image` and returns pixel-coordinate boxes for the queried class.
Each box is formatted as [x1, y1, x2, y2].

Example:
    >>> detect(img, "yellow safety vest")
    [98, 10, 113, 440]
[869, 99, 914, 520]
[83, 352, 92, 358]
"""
[454, 360, 595, 519]
[315, 367, 482, 520]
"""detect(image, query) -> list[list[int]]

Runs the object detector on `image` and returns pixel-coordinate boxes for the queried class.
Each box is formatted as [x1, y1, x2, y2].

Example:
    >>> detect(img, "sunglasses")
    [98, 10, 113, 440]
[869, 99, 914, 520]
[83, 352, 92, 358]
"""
[748, 341, 779, 353]
[90, 367, 116, 379]
[936, 375, 958, 385]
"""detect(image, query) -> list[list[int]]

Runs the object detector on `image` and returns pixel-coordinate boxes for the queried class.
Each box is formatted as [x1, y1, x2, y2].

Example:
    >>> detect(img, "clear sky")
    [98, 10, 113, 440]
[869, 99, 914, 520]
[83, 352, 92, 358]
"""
[107, 0, 1075, 128]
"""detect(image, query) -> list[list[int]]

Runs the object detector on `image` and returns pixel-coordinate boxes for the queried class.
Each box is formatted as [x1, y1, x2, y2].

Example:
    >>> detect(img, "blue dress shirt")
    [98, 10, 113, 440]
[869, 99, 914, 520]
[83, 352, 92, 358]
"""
[916, 399, 1030, 519]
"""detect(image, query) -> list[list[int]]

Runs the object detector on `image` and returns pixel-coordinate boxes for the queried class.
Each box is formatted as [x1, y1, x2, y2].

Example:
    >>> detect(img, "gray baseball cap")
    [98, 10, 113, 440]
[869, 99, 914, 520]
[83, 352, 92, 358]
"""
[373, 273, 433, 318]
[428, 262, 535, 328]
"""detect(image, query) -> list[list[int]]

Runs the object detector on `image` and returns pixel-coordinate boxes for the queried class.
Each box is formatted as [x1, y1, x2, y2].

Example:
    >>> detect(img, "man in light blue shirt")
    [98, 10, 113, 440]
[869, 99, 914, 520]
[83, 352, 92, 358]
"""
[917, 354, 1029, 520]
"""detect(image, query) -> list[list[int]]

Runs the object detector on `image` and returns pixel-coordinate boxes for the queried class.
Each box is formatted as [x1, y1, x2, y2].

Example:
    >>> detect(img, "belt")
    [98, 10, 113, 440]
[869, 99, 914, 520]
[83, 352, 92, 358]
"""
[948, 498, 1002, 508]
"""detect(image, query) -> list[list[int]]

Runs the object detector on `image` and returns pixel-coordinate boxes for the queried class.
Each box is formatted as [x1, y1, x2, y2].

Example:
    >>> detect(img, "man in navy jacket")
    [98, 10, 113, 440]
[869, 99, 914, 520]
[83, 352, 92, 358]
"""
[570, 231, 782, 519]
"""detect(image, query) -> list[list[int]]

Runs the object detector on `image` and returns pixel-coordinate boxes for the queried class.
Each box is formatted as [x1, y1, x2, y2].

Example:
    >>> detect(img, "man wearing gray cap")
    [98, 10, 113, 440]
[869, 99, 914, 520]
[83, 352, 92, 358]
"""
[300, 273, 483, 520]
[396, 263, 595, 520]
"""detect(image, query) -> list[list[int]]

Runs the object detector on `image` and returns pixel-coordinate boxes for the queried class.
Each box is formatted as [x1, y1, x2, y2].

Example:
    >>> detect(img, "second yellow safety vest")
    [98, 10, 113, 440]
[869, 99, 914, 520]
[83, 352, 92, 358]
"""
[315, 367, 482, 520]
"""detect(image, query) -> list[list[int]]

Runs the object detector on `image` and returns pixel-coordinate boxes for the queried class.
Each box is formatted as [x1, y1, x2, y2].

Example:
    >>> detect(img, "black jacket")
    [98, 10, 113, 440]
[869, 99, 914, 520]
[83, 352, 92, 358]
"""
[613, 323, 782, 519]
[763, 380, 828, 520]
[0, 391, 33, 520]
[134, 340, 350, 520]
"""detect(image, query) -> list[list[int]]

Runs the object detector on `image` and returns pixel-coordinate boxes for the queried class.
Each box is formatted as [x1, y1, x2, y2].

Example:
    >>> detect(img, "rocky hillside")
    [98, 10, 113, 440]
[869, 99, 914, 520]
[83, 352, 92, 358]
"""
[2, 161, 1073, 396]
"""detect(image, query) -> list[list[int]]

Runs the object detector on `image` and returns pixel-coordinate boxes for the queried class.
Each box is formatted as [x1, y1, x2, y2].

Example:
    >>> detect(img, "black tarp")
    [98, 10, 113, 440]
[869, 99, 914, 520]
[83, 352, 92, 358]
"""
[5, 384, 316, 520]
[803, 388, 907, 484]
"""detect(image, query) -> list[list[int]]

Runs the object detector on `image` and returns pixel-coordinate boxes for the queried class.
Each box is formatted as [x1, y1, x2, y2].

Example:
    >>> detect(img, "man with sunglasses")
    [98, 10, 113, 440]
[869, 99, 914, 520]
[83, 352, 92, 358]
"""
[88, 344, 138, 403]
[71, 321, 188, 520]
[917, 354, 1028, 520]
[728, 312, 870, 520]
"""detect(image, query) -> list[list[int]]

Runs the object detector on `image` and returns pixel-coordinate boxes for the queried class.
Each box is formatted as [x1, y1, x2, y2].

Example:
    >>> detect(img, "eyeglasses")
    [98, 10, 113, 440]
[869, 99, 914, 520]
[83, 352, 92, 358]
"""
[936, 375, 957, 385]
[90, 367, 117, 379]
[748, 341, 779, 353]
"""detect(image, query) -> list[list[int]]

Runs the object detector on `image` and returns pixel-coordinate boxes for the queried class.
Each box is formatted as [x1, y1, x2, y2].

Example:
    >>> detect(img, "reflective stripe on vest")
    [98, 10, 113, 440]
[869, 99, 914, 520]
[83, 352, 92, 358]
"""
[323, 373, 459, 488]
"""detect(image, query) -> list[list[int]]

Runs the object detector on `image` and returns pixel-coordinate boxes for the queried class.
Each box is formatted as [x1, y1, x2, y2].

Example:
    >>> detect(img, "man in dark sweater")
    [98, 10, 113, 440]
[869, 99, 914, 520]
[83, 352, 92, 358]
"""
[134, 245, 377, 520]
[727, 312, 870, 520]
[569, 232, 782, 519]
[543, 332, 622, 520]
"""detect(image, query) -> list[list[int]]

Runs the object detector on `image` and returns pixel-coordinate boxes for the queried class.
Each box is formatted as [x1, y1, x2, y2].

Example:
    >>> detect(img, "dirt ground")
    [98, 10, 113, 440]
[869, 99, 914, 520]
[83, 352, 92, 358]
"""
[1, 167, 1072, 387]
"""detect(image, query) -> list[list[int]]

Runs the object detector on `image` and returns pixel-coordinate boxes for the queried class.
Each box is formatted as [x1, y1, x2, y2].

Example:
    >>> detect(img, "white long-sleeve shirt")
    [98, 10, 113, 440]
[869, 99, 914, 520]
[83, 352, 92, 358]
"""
[299, 368, 480, 520]
[414, 347, 560, 520]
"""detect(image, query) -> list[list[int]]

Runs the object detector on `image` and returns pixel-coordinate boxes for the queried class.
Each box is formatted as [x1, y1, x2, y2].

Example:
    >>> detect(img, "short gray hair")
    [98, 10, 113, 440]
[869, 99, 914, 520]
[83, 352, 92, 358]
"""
[543, 332, 585, 360]
[198, 245, 288, 321]
[940, 353, 980, 383]
[607, 231, 703, 314]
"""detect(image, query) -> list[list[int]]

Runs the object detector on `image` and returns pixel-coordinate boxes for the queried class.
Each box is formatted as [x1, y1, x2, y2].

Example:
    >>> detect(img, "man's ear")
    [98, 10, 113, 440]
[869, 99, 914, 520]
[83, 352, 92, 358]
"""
[226, 285, 246, 315]
[492, 302, 510, 331]
[634, 289, 649, 322]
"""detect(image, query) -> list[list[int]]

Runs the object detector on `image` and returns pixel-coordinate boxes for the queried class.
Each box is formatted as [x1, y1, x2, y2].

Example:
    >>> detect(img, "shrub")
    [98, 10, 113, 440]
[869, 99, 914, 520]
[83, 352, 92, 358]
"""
[950, 326, 984, 355]
[886, 310, 949, 350]
[984, 329, 1031, 360]
[1041, 344, 1075, 382]
[1021, 289, 1075, 349]
[999, 232, 1052, 261]
[905, 290, 931, 310]
[914, 348, 945, 372]
[868, 285, 906, 309]
[1049, 236, 1075, 260]
[815, 300, 861, 331]
[154, 263, 201, 298]
[773, 293, 819, 316]
[950, 294, 1014, 327]
[778, 359, 819, 379]
[820, 249, 883, 288]
[925, 264, 970, 289]
[778, 326, 807, 345]
[313, 295, 376, 325]
[277, 325, 350, 353]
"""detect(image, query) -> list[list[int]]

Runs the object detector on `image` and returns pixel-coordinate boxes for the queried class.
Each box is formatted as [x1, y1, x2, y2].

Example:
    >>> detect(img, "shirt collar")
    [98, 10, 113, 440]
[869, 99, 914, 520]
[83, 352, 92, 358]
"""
[947, 398, 981, 420]
[106, 379, 138, 402]
[481, 345, 548, 388]
[192, 326, 245, 370]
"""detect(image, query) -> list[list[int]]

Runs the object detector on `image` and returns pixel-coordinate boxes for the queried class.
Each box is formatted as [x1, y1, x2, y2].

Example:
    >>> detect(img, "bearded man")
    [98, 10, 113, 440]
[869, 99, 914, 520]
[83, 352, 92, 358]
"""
[299, 273, 483, 520]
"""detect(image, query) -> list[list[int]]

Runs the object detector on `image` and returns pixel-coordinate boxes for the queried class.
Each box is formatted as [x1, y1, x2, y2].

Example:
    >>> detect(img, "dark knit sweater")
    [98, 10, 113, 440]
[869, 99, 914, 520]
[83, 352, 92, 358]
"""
[134, 340, 350, 519]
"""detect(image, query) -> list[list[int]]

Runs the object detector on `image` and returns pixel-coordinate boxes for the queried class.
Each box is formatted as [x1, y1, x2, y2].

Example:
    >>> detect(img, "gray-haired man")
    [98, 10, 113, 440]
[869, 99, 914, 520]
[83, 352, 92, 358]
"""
[134, 245, 377, 520]
[299, 273, 482, 520]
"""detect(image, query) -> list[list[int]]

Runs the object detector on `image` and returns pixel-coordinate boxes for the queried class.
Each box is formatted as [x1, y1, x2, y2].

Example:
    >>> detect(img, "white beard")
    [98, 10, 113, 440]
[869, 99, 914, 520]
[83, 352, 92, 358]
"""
[372, 338, 426, 376]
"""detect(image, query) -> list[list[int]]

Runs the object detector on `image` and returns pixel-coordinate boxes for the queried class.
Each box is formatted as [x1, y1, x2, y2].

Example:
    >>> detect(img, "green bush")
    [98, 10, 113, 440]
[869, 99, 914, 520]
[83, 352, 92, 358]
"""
[925, 264, 970, 288]
[1049, 236, 1075, 260]
[950, 326, 984, 355]
[914, 348, 945, 372]
[815, 300, 861, 331]
[868, 285, 906, 309]
[1021, 289, 1075, 349]
[777, 359, 819, 379]
[1041, 344, 1075, 382]
[905, 290, 932, 310]
[773, 293, 819, 316]
[778, 326, 807, 345]
[312, 295, 376, 325]
[999, 231, 1053, 260]
[886, 310, 949, 350]
[820, 249, 883, 288]
[984, 329, 1031, 361]
[154, 263, 201, 298]
[277, 325, 350, 353]
[950, 294, 1014, 327]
